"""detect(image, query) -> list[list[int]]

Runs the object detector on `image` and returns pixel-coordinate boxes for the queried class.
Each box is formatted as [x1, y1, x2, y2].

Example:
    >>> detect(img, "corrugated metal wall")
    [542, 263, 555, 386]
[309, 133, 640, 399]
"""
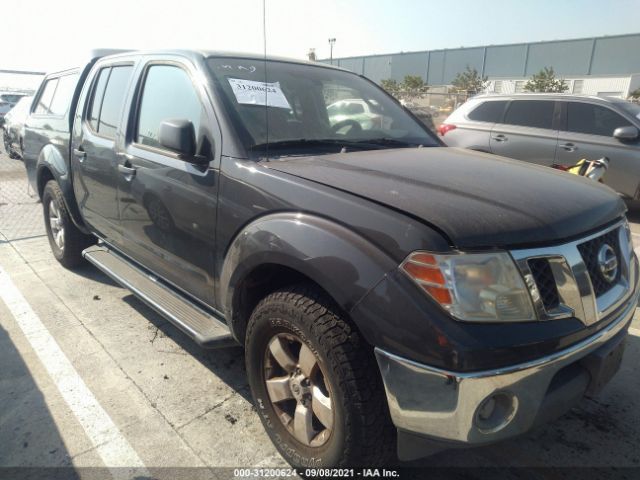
[323, 33, 640, 86]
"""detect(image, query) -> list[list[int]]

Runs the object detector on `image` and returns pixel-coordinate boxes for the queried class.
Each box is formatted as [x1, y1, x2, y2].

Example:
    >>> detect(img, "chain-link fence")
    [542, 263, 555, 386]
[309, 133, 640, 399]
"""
[0, 147, 44, 242]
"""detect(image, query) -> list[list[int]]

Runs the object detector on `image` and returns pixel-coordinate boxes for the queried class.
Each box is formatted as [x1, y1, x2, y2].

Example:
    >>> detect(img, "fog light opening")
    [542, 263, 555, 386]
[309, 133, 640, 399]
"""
[474, 392, 518, 434]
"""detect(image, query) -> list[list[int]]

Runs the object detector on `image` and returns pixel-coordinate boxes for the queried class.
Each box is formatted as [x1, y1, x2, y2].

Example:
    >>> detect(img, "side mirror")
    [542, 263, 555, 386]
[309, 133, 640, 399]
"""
[613, 125, 639, 141]
[158, 118, 196, 157]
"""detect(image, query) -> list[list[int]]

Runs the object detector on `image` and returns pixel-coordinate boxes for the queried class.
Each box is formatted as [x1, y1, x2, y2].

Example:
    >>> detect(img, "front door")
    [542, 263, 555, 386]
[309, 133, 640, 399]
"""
[71, 65, 134, 244]
[490, 99, 559, 166]
[555, 101, 640, 198]
[117, 62, 219, 306]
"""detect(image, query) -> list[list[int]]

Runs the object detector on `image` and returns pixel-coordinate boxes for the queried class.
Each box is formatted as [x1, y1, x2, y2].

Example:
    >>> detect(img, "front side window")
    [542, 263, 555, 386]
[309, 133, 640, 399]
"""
[503, 100, 555, 130]
[468, 101, 507, 123]
[86, 66, 133, 139]
[136, 65, 204, 149]
[207, 57, 437, 157]
[34, 79, 58, 115]
[567, 102, 632, 137]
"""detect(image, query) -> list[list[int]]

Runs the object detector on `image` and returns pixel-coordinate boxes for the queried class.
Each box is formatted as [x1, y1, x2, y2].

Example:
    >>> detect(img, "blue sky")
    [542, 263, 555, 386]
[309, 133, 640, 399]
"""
[2, 0, 639, 71]
[318, 0, 640, 57]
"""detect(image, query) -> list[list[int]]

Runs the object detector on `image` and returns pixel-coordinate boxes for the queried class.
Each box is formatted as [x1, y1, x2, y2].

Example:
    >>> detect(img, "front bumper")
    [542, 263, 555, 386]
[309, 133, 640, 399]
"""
[375, 285, 638, 455]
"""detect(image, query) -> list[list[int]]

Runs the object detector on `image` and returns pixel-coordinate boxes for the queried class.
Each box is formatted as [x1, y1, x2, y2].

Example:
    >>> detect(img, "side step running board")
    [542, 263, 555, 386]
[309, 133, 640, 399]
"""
[83, 245, 237, 348]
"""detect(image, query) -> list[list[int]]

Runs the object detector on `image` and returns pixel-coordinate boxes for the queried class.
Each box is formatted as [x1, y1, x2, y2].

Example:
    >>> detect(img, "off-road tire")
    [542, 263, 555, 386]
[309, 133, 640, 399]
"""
[42, 180, 93, 269]
[245, 284, 395, 468]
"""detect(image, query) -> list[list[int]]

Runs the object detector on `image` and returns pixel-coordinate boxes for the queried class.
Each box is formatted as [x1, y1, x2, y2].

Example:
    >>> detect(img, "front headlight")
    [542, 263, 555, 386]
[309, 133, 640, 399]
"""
[401, 251, 536, 322]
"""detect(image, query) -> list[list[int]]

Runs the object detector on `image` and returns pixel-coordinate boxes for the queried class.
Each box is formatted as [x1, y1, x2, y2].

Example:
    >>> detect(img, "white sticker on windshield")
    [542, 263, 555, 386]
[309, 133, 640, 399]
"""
[228, 78, 291, 109]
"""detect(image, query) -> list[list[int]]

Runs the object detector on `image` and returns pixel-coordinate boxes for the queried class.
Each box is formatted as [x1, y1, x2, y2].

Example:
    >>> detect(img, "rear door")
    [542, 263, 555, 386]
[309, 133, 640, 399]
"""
[490, 99, 559, 165]
[445, 99, 507, 150]
[71, 64, 134, 244]
[556, 101, 640, 197]
[116, 59, 221, 306]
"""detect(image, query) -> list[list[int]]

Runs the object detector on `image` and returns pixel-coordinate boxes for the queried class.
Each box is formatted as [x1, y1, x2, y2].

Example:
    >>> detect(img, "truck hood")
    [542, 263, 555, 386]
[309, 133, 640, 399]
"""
[265, 147, 626, 249]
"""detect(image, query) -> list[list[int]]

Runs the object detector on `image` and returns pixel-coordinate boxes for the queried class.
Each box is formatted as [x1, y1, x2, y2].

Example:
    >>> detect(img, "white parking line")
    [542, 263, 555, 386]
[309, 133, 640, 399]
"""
[630, 327, 640, 337]
[0, 265, 147, 476]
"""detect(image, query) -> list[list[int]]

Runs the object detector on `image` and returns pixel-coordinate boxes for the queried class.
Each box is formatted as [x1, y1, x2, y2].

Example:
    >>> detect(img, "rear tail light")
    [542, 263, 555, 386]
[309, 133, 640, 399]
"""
[437, 123, 456, 136]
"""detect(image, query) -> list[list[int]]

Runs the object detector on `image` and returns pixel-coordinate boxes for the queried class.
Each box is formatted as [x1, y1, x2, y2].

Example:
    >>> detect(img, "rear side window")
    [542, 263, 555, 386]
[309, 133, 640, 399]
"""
[567, 102, 632, 137]
[88, 68, 110, 131]
[136, 65, 204, 148]
[48, 74, 78, 116]
[99, 67, 133, 138]
[34, 79, 58, 115]
[467, 101, 507, 122]
[87, 66, 133, 139]
[503, 100, 555, 129]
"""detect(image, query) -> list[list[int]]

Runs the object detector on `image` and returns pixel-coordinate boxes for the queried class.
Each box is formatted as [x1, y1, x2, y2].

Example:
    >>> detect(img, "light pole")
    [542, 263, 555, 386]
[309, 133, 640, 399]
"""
[328, 38, 336, 64]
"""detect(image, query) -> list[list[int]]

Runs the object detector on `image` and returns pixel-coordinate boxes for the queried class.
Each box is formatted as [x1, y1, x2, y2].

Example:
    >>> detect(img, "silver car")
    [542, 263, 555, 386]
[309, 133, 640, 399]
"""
[441, 94, 640, 198]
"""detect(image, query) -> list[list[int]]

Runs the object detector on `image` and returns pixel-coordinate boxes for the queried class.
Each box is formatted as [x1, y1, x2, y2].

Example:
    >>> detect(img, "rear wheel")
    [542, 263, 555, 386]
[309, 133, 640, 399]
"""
[245, 284, 395, 467]
[43, 180, 93, 269]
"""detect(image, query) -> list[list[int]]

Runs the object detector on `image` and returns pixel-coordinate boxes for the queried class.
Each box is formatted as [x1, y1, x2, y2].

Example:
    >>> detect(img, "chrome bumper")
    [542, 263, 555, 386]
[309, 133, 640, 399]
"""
[375, 286, 638, 445]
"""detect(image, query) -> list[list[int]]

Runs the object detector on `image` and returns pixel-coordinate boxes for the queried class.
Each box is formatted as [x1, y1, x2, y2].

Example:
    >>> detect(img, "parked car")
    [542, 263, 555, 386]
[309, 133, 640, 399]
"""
[3, 96, 33, 159]
[0, 92, 29, 126]
[441, 94, 640, 198]
[24, 50, 638, 467]
[327, 97, 392, 132]
[401, 101, 436, 131]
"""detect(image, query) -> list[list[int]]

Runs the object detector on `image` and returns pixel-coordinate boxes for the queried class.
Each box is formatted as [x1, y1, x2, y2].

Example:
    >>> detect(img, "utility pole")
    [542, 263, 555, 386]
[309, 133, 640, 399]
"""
[328, 38, 336, 64]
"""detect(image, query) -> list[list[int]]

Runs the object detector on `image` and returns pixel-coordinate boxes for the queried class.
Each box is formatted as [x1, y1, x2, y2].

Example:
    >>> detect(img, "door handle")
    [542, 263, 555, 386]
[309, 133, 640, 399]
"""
[560, 143, 577, 152]
[116, 152, 135, 162]
[118, 164, 137, 179]
[492, 134, 508, 142]
[73, 147, 86, 162]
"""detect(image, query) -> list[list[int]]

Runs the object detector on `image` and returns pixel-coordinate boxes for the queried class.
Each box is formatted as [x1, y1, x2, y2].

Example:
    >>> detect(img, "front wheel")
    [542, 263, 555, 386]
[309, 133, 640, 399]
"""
[245, 285, 395, 468]
[42, 181, 93, 269]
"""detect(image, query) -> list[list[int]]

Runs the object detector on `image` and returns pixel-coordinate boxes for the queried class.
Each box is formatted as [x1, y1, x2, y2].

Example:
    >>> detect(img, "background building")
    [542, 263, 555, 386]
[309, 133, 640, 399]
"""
[322, 33, 640, 98]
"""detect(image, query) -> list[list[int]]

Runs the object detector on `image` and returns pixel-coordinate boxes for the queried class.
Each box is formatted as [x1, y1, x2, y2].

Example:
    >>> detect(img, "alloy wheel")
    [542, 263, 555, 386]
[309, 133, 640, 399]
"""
[264, 333, 334, 447]
[48, 200, 65, 251]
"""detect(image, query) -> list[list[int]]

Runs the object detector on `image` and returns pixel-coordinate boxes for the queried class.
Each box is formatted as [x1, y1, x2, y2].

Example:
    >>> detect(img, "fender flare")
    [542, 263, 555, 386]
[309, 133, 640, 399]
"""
[36, 144, 89, 234]
[219, 212, 399, 338]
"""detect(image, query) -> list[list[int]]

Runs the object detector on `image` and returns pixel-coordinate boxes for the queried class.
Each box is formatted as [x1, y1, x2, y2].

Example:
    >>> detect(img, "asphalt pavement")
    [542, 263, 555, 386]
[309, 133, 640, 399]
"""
[1, 150, 640, 479]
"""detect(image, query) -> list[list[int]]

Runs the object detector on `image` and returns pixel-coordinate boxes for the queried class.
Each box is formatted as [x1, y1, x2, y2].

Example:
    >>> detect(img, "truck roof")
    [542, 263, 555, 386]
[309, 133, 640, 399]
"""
[102, 48, 346, 70]
[40, 49, 345, 76]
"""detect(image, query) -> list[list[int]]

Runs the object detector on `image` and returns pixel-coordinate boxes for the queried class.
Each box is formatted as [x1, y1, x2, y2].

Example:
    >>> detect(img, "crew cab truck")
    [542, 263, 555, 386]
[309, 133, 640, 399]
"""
[24, 49, 639, 467]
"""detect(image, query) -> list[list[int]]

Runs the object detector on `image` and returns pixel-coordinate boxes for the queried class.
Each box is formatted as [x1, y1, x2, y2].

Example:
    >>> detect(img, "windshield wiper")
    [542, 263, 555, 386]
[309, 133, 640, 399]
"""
[250, 138, 424, 159]
[352, 138, 424, 148]
[251, 138, 381, 150]
[250, 138, 387, 158]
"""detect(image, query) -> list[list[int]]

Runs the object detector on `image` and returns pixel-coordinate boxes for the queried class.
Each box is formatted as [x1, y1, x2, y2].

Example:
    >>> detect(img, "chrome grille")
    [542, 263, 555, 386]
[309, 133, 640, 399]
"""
[527, 258, 560, 311]
[511, 220, 636, 326]
[576, 229, 621, 296]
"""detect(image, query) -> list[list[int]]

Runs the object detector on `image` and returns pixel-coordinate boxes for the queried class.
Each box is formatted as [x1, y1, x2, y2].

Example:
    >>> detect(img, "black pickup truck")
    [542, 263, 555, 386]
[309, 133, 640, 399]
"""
[23, 49, 639, 467]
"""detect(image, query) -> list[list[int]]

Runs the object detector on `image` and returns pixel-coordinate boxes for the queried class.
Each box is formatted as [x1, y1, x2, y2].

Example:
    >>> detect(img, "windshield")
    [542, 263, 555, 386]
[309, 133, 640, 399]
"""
[207, 58, 438, 157]
[616, 101, 640, 121]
